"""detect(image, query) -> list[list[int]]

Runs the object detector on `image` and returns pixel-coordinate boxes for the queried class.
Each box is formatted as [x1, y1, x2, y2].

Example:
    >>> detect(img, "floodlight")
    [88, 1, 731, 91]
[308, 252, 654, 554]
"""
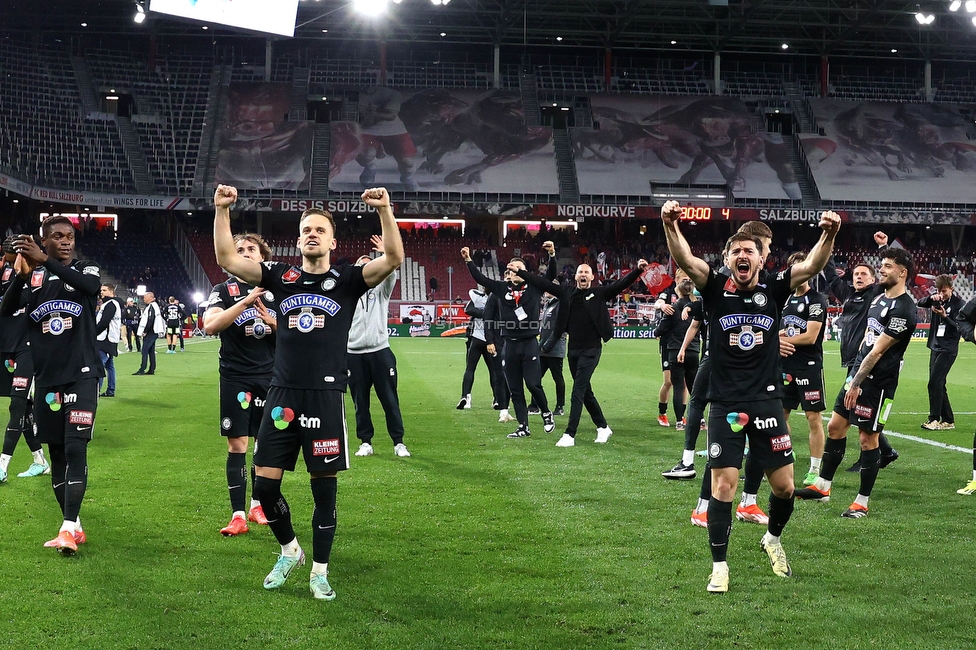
[134, 3, 146, 24]
[353, 0, 388, 14]
[967, 0, 976, 12]
[950, 0, 962, 10]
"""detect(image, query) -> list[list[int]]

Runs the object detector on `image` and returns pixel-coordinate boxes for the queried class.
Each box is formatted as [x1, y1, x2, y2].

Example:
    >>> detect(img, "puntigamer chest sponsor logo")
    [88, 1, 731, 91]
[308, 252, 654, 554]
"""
[234, 307, 277, 339]
[30, 300, 84, 335]
[280, 294, 340, 332]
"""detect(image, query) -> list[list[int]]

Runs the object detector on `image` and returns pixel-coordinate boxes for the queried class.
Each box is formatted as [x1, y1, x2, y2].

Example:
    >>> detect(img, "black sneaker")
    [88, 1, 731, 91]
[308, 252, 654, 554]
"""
[553, 406, 565, 416]
[845, 461, 861, 473]
[879, 448, 899, 469]
[542, 411, 555, 433]
[99, 392, 115, 398]
[456, 397, 467, 410]
[527, 406, 541, 415]
[662, 462, 696, 480]
[507, 425, 530, 439]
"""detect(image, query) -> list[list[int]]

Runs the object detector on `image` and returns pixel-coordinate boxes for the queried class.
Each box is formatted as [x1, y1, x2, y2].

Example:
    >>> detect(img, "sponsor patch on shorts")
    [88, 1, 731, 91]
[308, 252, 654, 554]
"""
[68, 410, 94, 426]
[312, 439, 340, 456]
[12, 376, 28, 388]
[770, 434, 792, 452]
[854, 404, 874, 419]
[804, 390, 822, 402]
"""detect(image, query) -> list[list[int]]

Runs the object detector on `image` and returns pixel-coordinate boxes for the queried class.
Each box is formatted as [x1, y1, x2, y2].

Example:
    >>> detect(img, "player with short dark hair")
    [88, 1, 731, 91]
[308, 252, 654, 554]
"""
[796, 248, 916, 519]
[204, 232, 278, 537]
[661, 200, 840, 593]
[779, 251, 829, 487]
[214, 184, 403, 601]
[0, 236, 47, 481]
[1, 217, 104, 553]
[823, 232, 899, 471]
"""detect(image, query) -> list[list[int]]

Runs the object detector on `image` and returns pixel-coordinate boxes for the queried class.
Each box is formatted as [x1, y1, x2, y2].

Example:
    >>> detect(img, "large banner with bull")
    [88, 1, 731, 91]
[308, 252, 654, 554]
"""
[799, 99, 976, 203]
[329, 87, 558, 194]
[213, 83, 313, 191]
[571, 95, 800, 200]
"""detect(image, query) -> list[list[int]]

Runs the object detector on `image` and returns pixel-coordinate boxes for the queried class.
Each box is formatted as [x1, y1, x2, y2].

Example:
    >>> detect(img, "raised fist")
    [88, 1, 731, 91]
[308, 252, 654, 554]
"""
[361, 187, 391, 208]
[214, 185, 238, 209]
[661, 200, 682, 225]
[461, 247, 471, 262]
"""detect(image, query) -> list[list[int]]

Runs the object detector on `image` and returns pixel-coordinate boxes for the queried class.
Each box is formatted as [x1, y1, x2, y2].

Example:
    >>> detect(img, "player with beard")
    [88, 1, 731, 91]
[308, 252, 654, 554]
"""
[795, 248, 916, 519]
[1, 218, 104, 553]
[823, 233, 899, 472]
[214, 184, 403, 600]
[778, 251, 829, 487]
[462, 244, 557, 438]
[674, 221, 774, 529]
[203, 233, 278, 537]
[661, 200, 840, 593]
[515, 255, 648, 447]
[0, 236, 47, 481]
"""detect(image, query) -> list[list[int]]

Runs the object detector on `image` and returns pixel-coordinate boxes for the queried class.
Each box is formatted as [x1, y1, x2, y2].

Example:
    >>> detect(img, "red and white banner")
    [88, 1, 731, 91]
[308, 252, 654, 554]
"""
[640, 263, 672, 295]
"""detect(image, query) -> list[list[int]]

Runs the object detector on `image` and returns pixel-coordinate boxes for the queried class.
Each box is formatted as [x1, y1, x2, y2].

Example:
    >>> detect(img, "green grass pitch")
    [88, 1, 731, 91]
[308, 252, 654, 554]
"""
[0, 337, 974, 649]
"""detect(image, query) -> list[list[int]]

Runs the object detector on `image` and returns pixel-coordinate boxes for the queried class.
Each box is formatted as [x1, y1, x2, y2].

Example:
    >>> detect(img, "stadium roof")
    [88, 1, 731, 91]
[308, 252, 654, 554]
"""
[6, 1, 976, 63]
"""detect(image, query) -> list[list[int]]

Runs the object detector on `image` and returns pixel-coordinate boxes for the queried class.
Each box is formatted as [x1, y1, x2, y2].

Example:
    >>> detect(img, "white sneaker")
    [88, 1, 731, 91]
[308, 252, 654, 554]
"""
[355, 443, 374, 457]
[464, 393, 472, 409]
[555, 434, 575, 447]
[594, 426, 613, 444]
[498, 409, 516, 423]
[394, 443, 411, 457]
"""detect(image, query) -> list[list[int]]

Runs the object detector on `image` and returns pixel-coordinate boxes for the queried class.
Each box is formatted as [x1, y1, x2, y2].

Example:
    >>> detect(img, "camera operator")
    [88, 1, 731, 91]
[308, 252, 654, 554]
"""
[917, 275, 963, 431]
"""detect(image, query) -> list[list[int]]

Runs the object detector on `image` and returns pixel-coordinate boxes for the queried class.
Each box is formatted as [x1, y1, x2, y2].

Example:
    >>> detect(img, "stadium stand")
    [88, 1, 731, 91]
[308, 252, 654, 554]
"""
[78, 230, 193, 303]
[0, 39, 135, 193]
[85, 48, 214, 196]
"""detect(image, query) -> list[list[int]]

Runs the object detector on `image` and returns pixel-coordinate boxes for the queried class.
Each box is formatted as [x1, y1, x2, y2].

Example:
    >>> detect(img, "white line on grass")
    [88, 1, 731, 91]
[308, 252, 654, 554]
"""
[820, 415, 973, 455]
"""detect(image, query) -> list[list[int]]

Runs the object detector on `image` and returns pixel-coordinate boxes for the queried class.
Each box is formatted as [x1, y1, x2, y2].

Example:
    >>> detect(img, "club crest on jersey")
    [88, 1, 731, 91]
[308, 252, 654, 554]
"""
[321, 278, 336, 291]
[31, 300, 82, 335]
[289, 308, 325, 333]
[263, 291, 274, 302]
[730, 325, 762, 350]
[752, 292, 767, 307]
[282, 267, 302, 283]
[234, 307, 277, 339]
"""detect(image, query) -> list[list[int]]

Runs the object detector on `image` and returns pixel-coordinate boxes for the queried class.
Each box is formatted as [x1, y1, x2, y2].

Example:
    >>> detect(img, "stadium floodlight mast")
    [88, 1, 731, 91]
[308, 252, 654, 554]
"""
[949, 0, 962, 10]
[134, 2, 146, 24]
[915, 11, 936, 24]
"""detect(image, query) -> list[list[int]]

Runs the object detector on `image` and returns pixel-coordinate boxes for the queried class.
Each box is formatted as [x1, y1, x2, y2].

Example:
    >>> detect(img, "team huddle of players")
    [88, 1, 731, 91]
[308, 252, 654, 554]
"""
[0, 187, 931, 599]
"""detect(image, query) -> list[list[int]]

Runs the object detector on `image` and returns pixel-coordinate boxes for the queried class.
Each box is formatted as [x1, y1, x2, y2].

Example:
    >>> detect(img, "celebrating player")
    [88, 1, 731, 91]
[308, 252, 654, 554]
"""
[203, 232, 278, 537]
[214, 184, 402, 601]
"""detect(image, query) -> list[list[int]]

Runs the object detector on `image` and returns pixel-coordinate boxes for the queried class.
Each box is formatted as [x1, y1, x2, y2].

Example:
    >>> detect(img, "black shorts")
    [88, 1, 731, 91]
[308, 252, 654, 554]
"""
[166, 322, 181, 336]
[706, 398, 795, 470]
[0, 348, 33, 399]
[254, 387, 350, 474]
[33, 378, 99, 444]
[219, 374, 271, 438]
[782, 365, 826, 412]
[832, 378, 896, 434]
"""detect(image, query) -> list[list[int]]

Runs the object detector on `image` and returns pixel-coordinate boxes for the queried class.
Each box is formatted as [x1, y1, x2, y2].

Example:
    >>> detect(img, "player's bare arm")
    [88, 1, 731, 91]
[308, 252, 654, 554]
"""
[213, 185, 262, 285]
[204, 286, 266, 334]
[844, 333, 898, 409]
[660, 200, 710, 289]
[677, 317, 700, 364]
[779, 320, 823, 347]
[790, 211, 840, 288]
[360, 188, 404, 288]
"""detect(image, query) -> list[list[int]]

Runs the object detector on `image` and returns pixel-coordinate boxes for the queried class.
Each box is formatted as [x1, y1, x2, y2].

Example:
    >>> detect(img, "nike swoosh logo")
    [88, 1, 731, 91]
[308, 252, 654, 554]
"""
[229, 485, 242, 490]
[322, 456, 341, 463]
[723, 292, 738, 297]
[317, 525, 335, 530]
[68, 480, 84, 485]
[77, 426, 89, 431]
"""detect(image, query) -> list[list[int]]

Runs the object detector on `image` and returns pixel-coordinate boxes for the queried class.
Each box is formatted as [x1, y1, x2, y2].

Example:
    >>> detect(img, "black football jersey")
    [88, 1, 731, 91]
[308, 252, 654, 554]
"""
[851, 291, 917, 384]
[701, 268, 793, 402]
[260, 261, 369, 390]
[164, 303, 183, 323]
[0, 262, 29, 353]
[780, 288, 828, 371]
[665, 297, 704, 353]
[207, 279, 278, 378]
[24, 259, 103, 386]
